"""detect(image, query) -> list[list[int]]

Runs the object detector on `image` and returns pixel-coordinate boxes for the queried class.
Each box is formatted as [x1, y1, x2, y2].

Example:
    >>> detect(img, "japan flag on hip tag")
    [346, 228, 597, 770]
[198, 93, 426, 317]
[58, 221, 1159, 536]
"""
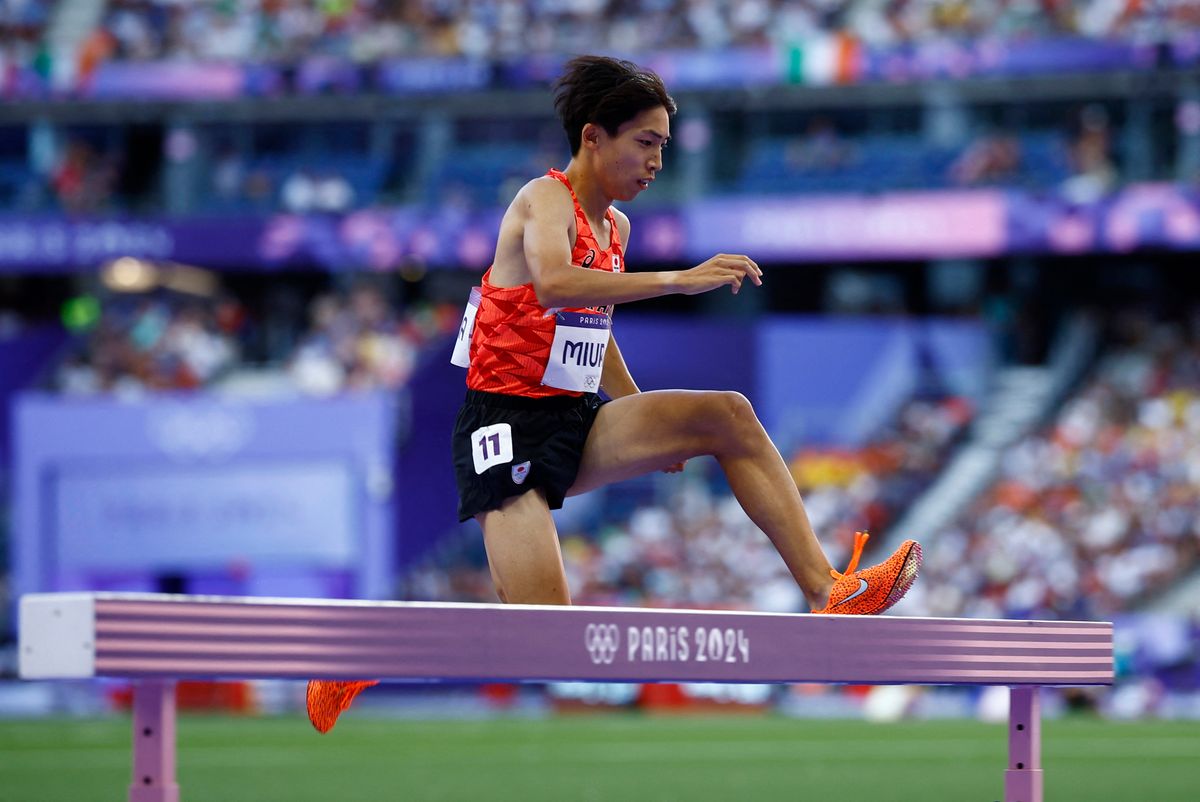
[511, 461, 531, 485]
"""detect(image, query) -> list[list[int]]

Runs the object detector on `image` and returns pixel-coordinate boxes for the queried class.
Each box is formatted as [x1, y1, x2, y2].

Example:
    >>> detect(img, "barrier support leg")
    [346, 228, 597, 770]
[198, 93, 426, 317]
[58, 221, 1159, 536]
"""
[1004, 686, 1043, 802]
[128, 680, 180, 802]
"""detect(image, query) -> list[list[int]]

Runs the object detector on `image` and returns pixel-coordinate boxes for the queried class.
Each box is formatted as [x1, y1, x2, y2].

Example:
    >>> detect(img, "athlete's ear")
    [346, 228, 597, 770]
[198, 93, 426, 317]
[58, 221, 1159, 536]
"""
[581, 122, 603, 152]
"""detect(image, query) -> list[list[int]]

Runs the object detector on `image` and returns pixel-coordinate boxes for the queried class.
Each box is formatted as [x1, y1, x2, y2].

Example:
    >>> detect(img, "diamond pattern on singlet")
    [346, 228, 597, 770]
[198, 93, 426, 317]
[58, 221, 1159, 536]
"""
[466, 169, 624, 398]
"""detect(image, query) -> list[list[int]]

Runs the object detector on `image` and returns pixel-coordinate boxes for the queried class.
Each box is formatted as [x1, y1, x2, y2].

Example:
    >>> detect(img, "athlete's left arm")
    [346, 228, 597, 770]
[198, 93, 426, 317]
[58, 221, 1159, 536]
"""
[600, 333, 639, 399]
[601, 335, 682, 473]
[601, 208, 639, 400]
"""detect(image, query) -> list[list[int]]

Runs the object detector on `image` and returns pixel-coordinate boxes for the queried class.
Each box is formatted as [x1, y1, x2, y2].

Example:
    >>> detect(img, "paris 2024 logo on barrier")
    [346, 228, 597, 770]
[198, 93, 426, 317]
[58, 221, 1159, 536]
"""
[584, 622, 750, 666]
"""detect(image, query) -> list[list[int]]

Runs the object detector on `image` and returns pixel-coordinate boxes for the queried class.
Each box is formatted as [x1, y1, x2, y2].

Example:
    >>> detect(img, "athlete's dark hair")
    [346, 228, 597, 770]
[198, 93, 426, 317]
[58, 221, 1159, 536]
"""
[553, 56, 676, 155]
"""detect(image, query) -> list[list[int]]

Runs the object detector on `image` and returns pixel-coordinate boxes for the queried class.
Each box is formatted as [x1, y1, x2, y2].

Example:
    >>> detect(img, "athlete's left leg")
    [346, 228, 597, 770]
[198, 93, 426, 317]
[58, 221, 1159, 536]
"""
[567, 389, 837, 610]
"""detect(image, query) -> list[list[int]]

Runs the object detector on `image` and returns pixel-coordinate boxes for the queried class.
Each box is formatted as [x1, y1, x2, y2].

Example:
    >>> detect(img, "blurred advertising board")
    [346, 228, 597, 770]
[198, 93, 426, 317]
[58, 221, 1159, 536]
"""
[11, 391, 399, 600]
[4, 184, 1200, 272]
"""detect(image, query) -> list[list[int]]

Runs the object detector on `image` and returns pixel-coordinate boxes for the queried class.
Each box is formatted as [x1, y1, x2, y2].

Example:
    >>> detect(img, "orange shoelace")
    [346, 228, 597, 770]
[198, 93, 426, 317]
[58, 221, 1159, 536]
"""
[830, 531, 870, 580]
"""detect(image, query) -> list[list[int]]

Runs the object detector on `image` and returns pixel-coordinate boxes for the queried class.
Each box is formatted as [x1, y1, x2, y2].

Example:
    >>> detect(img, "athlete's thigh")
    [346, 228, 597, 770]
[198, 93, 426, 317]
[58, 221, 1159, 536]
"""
[477, 488, 571, 605]
[569, 389, 725, 496]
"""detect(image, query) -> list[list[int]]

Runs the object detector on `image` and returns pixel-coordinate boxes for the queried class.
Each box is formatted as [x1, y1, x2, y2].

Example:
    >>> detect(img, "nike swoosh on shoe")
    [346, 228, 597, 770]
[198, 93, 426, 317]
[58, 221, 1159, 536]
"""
[832, 578, 869, 608]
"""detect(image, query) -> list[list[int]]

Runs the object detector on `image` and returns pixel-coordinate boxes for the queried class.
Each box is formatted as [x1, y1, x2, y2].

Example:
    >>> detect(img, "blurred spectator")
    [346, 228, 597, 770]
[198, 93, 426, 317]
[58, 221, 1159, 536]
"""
[50, 139, 115, 213]
[210, 143, 246, 205]
[784, 117, 855, 174]
[1061, 104, 1119, 204]
[76, 28, 117, 85]
[0, 0, 50, 87]
[104, 0, 158, 61]
[242, 166, 276, 210]
[281, 167, 355, 213]
[950, 131, 1022, 186]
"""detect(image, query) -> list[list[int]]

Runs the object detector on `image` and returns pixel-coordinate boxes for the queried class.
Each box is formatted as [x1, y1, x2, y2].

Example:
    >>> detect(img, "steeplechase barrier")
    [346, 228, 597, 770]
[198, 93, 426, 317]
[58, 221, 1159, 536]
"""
[18, 592, 1113, 802]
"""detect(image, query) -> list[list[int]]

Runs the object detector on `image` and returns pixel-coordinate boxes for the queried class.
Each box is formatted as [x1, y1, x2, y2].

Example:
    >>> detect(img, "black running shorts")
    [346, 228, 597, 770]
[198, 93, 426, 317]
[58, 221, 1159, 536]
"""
[452, 389, 606, 521]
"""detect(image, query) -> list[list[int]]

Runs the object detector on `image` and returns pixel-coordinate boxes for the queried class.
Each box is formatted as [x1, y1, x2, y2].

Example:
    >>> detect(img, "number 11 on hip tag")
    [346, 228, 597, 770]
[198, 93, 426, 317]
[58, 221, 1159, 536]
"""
[471, 423, 514, 474]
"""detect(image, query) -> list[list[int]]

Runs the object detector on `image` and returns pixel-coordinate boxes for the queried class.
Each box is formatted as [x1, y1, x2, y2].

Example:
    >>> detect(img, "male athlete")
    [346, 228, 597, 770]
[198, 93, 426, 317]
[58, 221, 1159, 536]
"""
[308, 56, 921, 733]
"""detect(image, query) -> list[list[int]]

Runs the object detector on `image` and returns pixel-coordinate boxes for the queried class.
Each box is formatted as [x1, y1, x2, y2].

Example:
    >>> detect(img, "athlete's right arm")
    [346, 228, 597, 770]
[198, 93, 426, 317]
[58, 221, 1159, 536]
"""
[520, 181, 763, 308]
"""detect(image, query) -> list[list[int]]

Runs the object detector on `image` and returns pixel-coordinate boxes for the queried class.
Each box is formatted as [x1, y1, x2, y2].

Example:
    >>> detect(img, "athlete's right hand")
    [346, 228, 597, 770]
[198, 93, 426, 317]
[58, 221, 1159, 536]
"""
[676, 254, 763, 295]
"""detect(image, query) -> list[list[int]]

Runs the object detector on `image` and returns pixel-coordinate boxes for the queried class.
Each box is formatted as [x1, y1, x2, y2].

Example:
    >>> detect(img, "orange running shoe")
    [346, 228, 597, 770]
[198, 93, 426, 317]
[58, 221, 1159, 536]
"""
[306, 679, 379, 734]
[812, 531, 922, 615]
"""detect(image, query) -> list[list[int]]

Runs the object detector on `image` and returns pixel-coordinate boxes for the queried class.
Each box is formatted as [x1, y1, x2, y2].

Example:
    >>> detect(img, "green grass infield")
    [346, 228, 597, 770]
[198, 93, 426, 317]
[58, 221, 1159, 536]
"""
[2, 714, 1197, 801]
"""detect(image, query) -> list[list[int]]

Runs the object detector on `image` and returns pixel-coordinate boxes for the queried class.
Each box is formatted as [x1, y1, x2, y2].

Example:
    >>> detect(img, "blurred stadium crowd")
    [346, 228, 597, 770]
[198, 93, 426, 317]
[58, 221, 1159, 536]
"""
[3, 1, 1197, 214]
[3, 0, 1197, 68]
[919, 313, 1200, 620]
[51, 282, 457, 395]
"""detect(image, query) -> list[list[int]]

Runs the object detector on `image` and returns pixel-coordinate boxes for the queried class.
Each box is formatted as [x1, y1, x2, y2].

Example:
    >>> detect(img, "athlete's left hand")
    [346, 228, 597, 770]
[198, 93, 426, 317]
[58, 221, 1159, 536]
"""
[662, 460, 687, 474]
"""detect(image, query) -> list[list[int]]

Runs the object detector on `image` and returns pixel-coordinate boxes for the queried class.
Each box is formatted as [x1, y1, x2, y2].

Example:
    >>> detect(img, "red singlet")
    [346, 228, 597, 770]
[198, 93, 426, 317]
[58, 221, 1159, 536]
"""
[466, 169, 624, 398]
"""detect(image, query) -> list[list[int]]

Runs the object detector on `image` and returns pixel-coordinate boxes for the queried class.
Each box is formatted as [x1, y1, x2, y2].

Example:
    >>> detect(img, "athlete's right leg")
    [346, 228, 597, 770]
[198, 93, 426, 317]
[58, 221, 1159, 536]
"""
[568, 390, 920, 615]
[568, 390, 836, 609]
[477, 487, 571, 606]
[309, 489, 568, 734]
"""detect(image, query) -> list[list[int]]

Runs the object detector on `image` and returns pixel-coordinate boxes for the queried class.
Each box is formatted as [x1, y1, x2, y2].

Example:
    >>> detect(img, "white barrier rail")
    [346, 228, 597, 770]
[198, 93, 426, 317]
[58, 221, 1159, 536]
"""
[19, 592, 1114, 802]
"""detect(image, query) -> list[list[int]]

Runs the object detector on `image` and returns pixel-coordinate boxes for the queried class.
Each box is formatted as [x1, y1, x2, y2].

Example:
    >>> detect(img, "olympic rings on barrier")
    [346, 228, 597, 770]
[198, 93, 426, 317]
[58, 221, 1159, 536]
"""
[584, 623, 619, 664]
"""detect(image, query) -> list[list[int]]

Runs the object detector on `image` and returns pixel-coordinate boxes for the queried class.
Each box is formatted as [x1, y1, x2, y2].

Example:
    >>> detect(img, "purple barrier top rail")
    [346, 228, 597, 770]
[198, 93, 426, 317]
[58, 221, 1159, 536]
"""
[19, 592, 1113, 687]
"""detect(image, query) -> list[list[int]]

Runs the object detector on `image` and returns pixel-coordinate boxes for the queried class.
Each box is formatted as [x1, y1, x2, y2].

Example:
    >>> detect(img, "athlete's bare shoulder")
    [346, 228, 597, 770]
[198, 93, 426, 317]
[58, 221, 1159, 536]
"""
[511, 175, 575, 221]
[610, 205, 631, 245]
[491, 176, 576, 287]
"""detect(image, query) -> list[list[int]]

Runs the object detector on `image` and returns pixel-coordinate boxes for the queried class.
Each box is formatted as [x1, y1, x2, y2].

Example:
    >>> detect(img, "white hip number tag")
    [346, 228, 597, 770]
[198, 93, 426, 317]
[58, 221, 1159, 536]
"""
[471, 423, 513, 475]
[450, 287, 482, 368]
[542, 311, 611, 392]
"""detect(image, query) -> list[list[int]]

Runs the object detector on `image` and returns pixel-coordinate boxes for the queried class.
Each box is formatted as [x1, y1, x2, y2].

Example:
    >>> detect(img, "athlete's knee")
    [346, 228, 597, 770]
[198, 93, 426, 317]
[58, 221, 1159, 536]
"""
[713, 390, 758, 431]
[696, 390, 763, 453]
[721, 390, 755, 417]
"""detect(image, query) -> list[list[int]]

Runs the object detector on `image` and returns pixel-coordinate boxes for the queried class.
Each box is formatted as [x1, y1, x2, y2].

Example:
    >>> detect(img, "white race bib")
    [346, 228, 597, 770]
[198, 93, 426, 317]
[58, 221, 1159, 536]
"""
[471, 423, 513, 474]
[450, 286, 481, 368]
[541, 311, 611, 393]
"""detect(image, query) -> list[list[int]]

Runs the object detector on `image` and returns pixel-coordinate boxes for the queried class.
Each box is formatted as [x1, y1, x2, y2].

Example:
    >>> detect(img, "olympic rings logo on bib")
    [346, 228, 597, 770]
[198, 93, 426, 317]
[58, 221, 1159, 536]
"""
[584, 623, 620, 665]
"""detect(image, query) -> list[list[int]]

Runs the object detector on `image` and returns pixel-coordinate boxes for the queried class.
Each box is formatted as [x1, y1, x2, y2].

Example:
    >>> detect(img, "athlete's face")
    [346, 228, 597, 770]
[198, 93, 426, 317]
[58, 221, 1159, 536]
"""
[589, 105, 670, 202]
